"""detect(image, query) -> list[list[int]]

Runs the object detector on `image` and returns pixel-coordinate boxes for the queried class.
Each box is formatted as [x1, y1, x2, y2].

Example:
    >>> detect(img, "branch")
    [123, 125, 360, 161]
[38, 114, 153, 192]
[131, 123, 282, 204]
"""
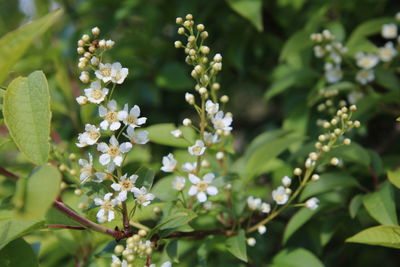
[46, 224, 86, 230]
[0, 167, 19, 181]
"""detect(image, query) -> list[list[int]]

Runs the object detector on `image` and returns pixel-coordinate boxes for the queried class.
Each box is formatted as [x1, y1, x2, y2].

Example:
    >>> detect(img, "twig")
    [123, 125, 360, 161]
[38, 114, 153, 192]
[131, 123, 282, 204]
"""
[46, 224, 86, 230]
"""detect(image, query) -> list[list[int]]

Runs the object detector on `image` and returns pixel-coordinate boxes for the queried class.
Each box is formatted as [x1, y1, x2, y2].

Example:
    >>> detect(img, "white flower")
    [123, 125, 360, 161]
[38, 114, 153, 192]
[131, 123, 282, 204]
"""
[97, 135, 132, 166]
[94, 193, 118, 223]
[324, 63, 343, 83]
[305, 197, 319, 210]
[78, 153, 94, 183]
[95, 63, 113, 83]
[272, 186, 289, 205]
[76, 96, 88, 105]
[94, 163, 115, 183]
[161, 153, 177, 172]
[203, 132, 220, 145]
[76, 124, 101, 147]
[171, 129, 182, 138]
[261, 202, 271, 213]
[355, 52, 379, 69]
[212, 111, 232, 132]
[356, 69, 375, 85]
[111, 255, 128, 267]
[382, 23, 398, 39]
[205, 100, 219, 116]
[84, 80, 109, 104]
[182, 162, 197, 173]
[99, 100, 122, 131]
[282, 176, 291, 187]
[313, 45, 325, 58]
[111, 174, 138, 202]
[188, 140, 206, 156]
[118, 104, 147, 129]
[188, 173, 218, 202]
[172, 176, 186, 191]
[149, 262, 172, 267]
[132, 187, 155, 206]
[258, 225, 267, 235]
[110, 62, 129, 84]
[247, 196, 261, 210]
[123, 127, 149, 144]
[379, 42, 397, 62]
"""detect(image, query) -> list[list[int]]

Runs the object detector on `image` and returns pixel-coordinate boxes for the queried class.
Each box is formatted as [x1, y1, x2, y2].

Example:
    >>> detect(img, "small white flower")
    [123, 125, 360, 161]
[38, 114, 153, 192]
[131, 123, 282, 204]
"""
[188, 173, 218, 202]
[161, 153, 177, 172]
[212, 111, 232, 132]
[171, 129, 182, 138]
[355, 52, 379, 69]
[379, 42, 397, 62]
[132, 187, 155, 206]
[188, 140, 206, 156]
[97, 135, 132, 166]
[258, 225, 267, 235]
[99, 100, 122, 131]
[78, 153, 94, 183]
[272, 186, 289, 205]
[123, 127, 149, 145]
[111, 255, 128, 267]
[356, 69, 375, 85]
[95, 63, 113, 83]
[90, 56, 99, 66]
[182, 162, 197, 173]
[205, 100, 219, 116]
[185, 93, 195, 105]
[172, 176, 186, 191]
[247, 196, 262, 210]
[76, 124, 101, 147]
[313, 45, 325, 58]
[94, 193, 118, 223]
[84, 81, 109, 104]
[110, 62, 129, 84]
[111, 174, 138, 202]
[261, 202, 271, 213]
[382, 23, 398, 39]
[203, 132, 220, 145]
[76, 95, 88, 105]
[94, 163, 116, 183]
[117, 104, 147, 129]
[324, 63, 343, 83]
[247, 237, 256, 247]
[305, 197, 319, 210]
[282, 176, 291, 187]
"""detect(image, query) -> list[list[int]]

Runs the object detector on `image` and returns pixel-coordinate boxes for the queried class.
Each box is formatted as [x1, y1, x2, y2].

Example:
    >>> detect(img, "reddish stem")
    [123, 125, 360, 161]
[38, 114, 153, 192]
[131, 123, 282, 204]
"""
[46, 224, 86, 230]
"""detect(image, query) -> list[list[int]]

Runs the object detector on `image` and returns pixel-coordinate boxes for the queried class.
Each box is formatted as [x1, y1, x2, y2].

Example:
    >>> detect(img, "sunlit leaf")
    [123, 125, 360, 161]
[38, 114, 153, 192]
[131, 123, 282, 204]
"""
[346, 225, 400, 249]
[226, 229, 247, 262]
[226, 0, 263, 31]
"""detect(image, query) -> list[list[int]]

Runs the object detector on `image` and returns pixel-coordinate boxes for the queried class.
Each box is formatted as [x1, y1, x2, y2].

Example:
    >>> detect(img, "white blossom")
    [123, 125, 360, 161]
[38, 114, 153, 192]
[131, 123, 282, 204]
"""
[95, 63, 113, 83]
[355, 52, 379, 69]
[172, 176, 186, 191]
[305, 197, 319, 210]
[78, 153, 94, 183]
[247, 237, 256, 247]
[205, 100, 219, 116]
[76, 124, 100, 147]
[182, 162, 197, 173]
[97, 135, 132, 166]
[171, 129, 182, 138]
[111, 174, 138, 202]
[282, 176, 291, 187]
[324, 63, 343, 83]
[261, 202, 271, 213]
[188, 173, 218, 202]
[247, 196, 262, 210]
[379, 42, 397, 62]
[110, 62, 129, 84]
[123, 127, 149, 144]
[161, 153, 177, 172]
[203, 132, 220, 145]
[111, 255, 128, 267]
[99, 100, 122, 131]
[132, 187, 155, 206]
[188, 140, 206, 156]
[272, 186, 289, 205]
[118, 104, 147, 129]
[381, 23, 398, 39]
[84, 80, 109, 104]
[258, 225, 267, 235]
[212, 111, 232, 132]
[76, 95, 88, 105]
[356, 69, 375, 85]
[94, 193, 118, 223]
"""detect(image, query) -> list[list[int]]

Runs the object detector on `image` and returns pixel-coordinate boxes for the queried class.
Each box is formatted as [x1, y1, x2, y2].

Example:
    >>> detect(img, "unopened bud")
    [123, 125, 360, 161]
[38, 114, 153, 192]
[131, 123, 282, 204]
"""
[183, 118, 192, 126]
[294, 168, 302, 176]
[91, 27, 100, 35]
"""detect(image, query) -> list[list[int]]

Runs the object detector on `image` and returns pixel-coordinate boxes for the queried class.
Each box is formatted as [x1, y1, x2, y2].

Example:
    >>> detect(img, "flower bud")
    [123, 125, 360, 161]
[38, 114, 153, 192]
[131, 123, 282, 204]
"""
[76, 96, 88, 105]
[211, 83, 220, 90]
[318, 135, 326, 142]
[185, 14, 193, 20]
[77, 47, 85, 54]
[138, 229, 147, 237]
[81, 34, 90, 42]
[200, 46, 210, 54]
[350, 105, 357, 111]
[59, 164, 67, 171]
[330, 157, 339, 166]
[183, 118, 192, 126]
[214, 53, 222, 62]
[178, 27, 185, 35]
[74, 189, 82, 196]
[69, 169, 77, 176]
[77, 39, 85, 47]
[294, 168, 302, 176]
[199, 87, 207, 95]
[216, 152, 224, 160]
[201, 159, 210, 168]
[91, 27, 100, 35]
[174, 41, 182, 48]
[197, 24, 205, 31]
[322, 145, 330, 152]
[311, 174, 320, 181]
[354, 121, 361, 128]
[99, 39, 106, 48]
[185, 93, 195, 105]
[343, 138, 351, 145]
[258, 225, 267, 234]
[247, 237, 256, 247]
[220, 95, 229, 103]
[114, 245, 124, 255]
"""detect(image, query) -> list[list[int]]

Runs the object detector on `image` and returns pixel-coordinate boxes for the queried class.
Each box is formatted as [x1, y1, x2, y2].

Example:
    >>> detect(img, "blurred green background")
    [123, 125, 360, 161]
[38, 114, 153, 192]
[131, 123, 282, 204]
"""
[1, 0, 400, 266]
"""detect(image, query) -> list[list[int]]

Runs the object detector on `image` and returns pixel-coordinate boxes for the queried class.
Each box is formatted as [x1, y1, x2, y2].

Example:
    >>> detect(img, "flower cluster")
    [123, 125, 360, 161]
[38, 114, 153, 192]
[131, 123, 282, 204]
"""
[74, 28, 154, 224]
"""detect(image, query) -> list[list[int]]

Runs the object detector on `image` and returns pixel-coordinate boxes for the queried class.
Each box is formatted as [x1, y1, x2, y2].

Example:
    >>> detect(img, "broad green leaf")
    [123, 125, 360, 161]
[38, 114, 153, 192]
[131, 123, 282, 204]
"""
[151, 175, 179, 201]
[328, 142, 371, 167]
[363, 182, 398, 226]
[226, 0, 263, 32]
[283, 207, 318, 244]
[0, 9, 62, 85]
[270, 248, 323, 267]
[0, 238, 39, 267]
[145, 124, 195, 148]
[0, 218, 44, 250]
[346, 225, 400, 249]
[166, 240, 179, 263]
[135, 167, 155, 190]
[156, 63, 193, 91]
[45, 207, 83, 227]
[226, 229, 247, 262]
[300, 172, 360, 201]
[388, 169, 400, 189]
[3, 71, 51, 165]
[159, 209, 197, 230]
[349, 194, 363, 219]
[279, 30, 312, 64]
[375, 68, 400, 91]
[15, 165, 61, 219]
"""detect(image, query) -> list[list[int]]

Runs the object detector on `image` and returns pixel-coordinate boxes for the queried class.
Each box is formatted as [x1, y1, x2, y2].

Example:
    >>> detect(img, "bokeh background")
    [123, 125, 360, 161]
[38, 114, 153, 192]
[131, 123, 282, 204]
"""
[1, 0, 400, 266]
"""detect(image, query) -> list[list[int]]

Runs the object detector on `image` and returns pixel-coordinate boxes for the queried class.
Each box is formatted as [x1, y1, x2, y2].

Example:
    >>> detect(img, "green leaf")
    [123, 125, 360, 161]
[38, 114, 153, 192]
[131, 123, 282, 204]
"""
[300, 172, 360, 201]
[144, 124, 195, 148]
[159, 209, 197, 231]
[388, 169, 400, 189]
[3, 71, 51, 165]
[0, 218, 44, 250]
[226, 229, 247, 262]
[270, 248, 323, 267]
[151, 175, 179, 201]
[166, 240, 179, 263]
[363, 182, 398, 226]
[226, 0, 263, 32]
[375, 68, 400, 91]
[45, 207, 83, 227]
[0, 238, 39, 267]
[283, 207, 318, 244]
[346, 225, 400, 249]
[156, 63, 193, 91]
[15, 165, 61, 219]
[328, 142, 371, 167]
[0, 9, 62, 85]
[349, 194, 363, 219]
[135, 167, 155, 190]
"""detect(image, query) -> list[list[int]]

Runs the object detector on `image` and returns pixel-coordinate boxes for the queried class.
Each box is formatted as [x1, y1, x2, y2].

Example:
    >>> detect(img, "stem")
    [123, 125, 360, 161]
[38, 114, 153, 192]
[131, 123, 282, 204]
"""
[121, 201, 130, 231]
[46, 224, 86, 230]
